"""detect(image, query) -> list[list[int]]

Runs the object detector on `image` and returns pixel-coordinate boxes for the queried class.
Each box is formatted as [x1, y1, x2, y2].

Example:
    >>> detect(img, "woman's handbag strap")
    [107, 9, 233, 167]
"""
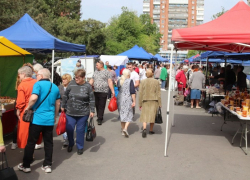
[34, 83, 52, 111]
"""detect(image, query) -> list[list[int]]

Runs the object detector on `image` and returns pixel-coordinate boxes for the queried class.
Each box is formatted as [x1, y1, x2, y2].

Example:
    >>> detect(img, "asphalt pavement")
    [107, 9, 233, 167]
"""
[2, 91, 250, 180]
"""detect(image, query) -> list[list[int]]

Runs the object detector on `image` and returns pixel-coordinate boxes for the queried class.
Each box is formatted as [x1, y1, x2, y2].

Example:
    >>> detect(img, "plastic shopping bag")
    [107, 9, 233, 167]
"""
[108, 97, 118, 112]
[56, 111, 66, 135]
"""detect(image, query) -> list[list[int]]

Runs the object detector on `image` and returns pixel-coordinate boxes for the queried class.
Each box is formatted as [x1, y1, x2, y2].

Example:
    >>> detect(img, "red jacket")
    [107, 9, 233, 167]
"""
[175, 70, 186, 88]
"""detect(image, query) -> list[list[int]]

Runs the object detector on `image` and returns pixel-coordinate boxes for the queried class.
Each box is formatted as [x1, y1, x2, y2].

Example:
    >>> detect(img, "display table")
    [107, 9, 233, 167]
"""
[219, 102, 250, 155]
[1, 109, 17, 135]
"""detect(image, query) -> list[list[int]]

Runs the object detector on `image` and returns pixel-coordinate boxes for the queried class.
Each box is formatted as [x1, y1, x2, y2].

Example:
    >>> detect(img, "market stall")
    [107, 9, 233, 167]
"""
[0, 36, 32, 135]
[0, 13, 86, 82]
[165, 1, 250, 156]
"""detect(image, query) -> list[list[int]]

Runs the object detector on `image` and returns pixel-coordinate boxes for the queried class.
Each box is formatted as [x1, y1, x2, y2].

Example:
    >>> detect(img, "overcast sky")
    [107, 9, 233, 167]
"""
[81, 0, 247, 23]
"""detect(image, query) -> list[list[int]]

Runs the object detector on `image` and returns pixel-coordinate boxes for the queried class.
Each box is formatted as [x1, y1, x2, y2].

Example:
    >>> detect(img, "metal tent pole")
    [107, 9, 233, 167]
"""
[172, 50, 177, 127]
[225, 58, 227, 94]
[51, 50, 55, 83]
[164, 44, 174, 157]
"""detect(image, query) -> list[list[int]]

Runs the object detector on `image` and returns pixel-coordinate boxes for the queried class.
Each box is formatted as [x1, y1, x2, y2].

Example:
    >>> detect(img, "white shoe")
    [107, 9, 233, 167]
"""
[35, 144, 42, 150]
[122, 129, 129, 137]
[18, 163, 31, 173]
[11, 143, 17, 150]
[41, 165, 52, 173]
[122, 131, 125, 136]
[107, 99, 110, 102]
[161, 89, 167, 91]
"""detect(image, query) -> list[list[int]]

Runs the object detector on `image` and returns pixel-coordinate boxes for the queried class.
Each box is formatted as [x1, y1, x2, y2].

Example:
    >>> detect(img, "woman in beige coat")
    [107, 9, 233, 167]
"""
[139, 69, 162, 138]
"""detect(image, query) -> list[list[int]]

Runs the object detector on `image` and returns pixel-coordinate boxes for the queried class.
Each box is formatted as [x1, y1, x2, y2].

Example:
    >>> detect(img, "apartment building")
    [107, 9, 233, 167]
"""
[143, 0, 204, 60]
[248, 0, 250, 5]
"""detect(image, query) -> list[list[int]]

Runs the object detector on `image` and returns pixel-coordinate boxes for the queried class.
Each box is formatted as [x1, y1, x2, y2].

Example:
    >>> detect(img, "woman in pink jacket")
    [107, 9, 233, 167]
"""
[175, 65, 188, 93]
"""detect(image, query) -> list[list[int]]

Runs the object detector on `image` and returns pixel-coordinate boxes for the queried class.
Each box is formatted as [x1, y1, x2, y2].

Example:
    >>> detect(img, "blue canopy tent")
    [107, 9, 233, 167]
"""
[155, 54, 168, 62]
[0, 13, 86, 81]
[118, 45, 157, 61]
[139, 47, 158, 61]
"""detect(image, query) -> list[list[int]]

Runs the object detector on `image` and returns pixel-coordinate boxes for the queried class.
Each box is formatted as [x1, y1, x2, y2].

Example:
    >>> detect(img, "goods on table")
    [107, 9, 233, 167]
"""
[206, 85, 225, 95]
[220, 88, 250, 118]
[0, 96, 16, 103]
[0, 97, 16, 111]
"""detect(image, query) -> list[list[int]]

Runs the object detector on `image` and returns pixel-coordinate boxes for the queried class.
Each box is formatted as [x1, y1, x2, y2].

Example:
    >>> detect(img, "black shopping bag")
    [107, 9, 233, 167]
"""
[155, 108, 163, 124]
[86, 118, 96, 142]
[0, 152, 18, 180]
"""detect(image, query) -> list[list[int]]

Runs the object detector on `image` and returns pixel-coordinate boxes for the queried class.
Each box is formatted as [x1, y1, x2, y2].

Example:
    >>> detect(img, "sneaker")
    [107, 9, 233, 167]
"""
[63, 140, 69, 147]
[35, 144, 42, 150]
[121, 131, 125, 136]
[122, 129, 129, 138]
[18, 163, 31, 173]
[142, 129, 147, 138]
[107, 99, 110, 102]
[161, 89, 167, 91]
[11, 143, 17, 150]
[41, 165, 52, 173]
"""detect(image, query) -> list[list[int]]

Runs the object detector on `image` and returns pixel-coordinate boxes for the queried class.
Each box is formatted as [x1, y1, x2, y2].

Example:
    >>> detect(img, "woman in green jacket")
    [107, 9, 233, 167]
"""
[160, 65, 168, 91]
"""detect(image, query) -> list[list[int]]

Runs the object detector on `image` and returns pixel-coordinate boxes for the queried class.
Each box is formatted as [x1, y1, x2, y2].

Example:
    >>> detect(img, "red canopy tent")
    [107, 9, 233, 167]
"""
[172, 1, 250, 52]
[164, 1, 250, 157]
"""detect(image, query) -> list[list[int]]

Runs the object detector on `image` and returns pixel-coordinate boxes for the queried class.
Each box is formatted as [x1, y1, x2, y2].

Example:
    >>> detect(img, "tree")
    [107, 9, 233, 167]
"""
[211, 6, 226, 20]
[105, 7, 161, 55]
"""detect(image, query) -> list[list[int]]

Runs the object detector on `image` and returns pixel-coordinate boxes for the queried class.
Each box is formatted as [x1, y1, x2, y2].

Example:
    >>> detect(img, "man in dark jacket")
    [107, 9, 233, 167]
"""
[225, 65, 236, 91]
[237, 66, 247, 91]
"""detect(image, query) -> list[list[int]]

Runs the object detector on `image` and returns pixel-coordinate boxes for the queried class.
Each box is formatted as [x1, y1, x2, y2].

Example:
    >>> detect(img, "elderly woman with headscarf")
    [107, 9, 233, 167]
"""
[139, 69, 162, 138]
[117, 69, 136, 138]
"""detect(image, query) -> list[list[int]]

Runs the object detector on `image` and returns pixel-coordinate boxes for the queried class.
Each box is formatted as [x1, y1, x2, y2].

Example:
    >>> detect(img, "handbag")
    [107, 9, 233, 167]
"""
[86, 117, 96, 142]
[23, 83, 52, 123]
[155, 108, 163, 124]
[0, 152, 18, 180]
[56, 111, 66, 135]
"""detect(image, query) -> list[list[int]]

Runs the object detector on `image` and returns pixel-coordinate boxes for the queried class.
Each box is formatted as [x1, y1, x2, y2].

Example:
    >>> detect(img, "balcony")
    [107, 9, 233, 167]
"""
[153, 9, 160, 14]
[153, 0, 160, 5]
[168, 14, 188, 19]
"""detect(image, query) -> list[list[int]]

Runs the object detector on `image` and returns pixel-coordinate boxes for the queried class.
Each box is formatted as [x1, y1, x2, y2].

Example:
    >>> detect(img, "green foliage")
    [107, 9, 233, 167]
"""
[212, 6, 225, 20]
[187, 50, 199, 58]
[187, 50, 205, 58]
[105, 7, 161, 55]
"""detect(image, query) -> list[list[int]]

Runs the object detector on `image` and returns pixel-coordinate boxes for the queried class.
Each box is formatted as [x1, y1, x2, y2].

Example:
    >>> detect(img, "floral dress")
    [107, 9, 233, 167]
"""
[117, 79, 135, 122]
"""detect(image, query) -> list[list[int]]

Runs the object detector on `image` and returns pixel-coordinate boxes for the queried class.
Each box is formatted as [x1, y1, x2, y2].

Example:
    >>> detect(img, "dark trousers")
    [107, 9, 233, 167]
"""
[108, 88, 111, 99]
[23, 124, 53, 168]
[12, 118, 18, 143]
[94, 92, 108, 121]
[66, 114, 88, 150]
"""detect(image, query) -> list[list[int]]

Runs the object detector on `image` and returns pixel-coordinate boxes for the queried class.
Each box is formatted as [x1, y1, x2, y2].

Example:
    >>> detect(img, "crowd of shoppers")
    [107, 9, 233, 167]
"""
[5, 58, 247, 176]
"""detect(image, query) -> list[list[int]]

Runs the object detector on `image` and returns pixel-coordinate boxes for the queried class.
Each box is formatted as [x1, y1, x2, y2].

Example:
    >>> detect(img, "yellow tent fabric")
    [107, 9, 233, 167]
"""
[0, 36, 31, 56]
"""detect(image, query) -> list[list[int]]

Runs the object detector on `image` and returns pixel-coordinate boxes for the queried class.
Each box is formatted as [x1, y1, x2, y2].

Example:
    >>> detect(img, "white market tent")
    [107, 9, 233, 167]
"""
[100, 55, 129, 66]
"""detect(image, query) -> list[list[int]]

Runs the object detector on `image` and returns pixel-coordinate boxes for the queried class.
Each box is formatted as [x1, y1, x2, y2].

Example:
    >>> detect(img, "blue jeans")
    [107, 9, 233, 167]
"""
[66, 114, 89, 150]
[161, 80, 166, 89]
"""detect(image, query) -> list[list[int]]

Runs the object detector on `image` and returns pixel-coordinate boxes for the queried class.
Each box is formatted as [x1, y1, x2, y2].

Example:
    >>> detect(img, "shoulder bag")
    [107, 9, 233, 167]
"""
[23, 83, 52, 123]
[86, 117, 96, 141]
[0, 152, 18, 180]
